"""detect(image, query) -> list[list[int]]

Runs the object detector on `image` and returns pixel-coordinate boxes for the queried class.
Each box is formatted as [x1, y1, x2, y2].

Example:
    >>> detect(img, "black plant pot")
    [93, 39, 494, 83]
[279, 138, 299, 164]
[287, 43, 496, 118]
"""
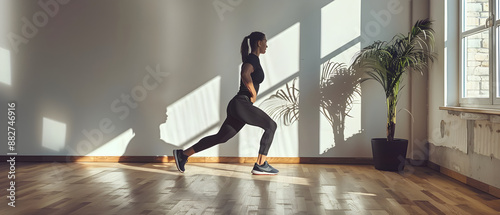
[371, 138, 408, 171]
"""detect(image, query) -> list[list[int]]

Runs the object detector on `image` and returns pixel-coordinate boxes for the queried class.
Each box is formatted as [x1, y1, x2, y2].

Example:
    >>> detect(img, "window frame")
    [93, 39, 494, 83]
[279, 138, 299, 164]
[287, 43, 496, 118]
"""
[459, 0, 499, 107]
[495, 10, 500, 104]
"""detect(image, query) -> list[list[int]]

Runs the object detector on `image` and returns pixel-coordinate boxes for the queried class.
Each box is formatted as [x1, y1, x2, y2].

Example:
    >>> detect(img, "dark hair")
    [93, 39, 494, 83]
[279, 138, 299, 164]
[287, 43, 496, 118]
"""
[240, 31, 266, 63]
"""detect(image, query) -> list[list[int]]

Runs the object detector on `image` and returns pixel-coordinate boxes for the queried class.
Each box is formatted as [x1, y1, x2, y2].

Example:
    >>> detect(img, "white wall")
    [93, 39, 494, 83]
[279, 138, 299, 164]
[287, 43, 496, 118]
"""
[0, 0, 424, 158]
[428, 0, 500, 189]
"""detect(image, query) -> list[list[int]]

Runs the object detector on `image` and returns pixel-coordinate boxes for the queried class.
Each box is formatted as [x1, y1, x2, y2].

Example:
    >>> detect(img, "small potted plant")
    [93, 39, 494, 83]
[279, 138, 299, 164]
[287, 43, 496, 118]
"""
[352, 18, 436, 171]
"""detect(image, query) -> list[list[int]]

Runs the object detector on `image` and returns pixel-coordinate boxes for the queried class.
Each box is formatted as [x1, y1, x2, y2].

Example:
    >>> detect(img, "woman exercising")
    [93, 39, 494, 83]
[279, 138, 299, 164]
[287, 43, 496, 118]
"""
[173, 31, 279, 175]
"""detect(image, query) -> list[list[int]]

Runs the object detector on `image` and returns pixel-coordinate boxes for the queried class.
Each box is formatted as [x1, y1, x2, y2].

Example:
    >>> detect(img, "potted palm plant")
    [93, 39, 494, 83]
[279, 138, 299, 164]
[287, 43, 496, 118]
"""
[352, 18, 436, 171]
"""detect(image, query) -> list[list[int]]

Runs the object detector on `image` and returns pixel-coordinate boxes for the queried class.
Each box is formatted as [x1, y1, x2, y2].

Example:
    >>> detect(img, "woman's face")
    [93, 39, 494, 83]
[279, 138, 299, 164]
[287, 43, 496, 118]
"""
[259, 38, 268, 54]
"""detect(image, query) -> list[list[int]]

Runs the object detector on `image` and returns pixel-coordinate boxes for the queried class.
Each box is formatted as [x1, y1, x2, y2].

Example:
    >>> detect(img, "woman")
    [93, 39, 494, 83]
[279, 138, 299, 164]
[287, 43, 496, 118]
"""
[173, 32, 279, 175]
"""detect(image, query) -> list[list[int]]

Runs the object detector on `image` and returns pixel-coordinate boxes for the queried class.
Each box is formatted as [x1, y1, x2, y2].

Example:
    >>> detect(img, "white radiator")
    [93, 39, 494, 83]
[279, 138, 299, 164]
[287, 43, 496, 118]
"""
[474, 120, 500, 159]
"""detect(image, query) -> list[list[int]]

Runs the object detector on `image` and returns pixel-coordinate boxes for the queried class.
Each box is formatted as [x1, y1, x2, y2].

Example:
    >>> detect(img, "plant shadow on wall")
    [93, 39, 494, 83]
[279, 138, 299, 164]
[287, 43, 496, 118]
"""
[261, 61, 363, 154]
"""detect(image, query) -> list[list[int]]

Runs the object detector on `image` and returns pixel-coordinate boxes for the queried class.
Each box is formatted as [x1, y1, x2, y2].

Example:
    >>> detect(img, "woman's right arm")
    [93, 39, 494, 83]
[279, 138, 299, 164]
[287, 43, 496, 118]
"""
[241, 63, 257, 103]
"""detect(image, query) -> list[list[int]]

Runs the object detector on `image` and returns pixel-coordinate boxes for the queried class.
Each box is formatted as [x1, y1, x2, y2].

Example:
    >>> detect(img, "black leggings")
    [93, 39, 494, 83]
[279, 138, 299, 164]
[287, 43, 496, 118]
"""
[191, 95, 277, 155]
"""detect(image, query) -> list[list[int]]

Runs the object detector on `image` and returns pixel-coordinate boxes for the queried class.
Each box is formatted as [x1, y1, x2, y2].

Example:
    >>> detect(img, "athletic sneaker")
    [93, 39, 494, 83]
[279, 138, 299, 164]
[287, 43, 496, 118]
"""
[173, 149, 188, 173]
[251, 161, 279, 175]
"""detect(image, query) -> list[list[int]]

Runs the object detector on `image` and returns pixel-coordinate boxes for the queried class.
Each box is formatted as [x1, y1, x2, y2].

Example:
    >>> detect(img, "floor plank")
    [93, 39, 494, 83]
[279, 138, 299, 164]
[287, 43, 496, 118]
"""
[1, 162, 499, 215]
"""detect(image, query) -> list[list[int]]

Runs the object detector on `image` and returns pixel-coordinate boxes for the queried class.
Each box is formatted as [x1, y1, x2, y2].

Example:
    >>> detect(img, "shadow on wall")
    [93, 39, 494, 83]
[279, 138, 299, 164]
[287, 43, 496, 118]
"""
[4, 0, 413, 158]
[5, 0, 205, 157]
[261, 60, 365, 156]
[319, 62, 366, 156]
[107, 0, 402, 158]
[155, 76, 222, 157]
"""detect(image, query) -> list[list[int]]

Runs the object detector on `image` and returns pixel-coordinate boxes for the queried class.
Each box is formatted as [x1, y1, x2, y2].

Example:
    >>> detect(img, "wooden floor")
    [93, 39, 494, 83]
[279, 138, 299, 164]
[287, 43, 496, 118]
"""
[1, 162, 499, 215]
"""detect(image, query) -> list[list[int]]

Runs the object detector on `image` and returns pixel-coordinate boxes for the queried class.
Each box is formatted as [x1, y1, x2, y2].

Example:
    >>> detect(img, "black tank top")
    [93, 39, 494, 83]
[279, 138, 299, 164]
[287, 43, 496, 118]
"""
[237, 53, 264, 98]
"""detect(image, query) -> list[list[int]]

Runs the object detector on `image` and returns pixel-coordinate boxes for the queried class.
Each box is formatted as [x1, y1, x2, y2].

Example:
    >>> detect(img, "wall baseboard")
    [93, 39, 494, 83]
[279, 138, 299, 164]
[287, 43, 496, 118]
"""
[428, 161, 500, 198]
[408, 159, 428, 167]
[0, 156, 373, 164]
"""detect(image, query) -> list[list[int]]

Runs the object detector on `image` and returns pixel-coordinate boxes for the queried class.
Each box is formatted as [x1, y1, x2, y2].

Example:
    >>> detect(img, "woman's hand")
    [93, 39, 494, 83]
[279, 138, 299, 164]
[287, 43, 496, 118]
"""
[250, 96, 256, 103]
[241, 63, 257, 103]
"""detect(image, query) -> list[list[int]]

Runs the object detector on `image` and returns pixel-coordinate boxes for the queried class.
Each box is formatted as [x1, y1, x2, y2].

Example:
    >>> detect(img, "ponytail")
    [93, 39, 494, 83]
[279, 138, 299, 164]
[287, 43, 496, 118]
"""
[240, 36, 250, 63]
[240, 31, 265, 63]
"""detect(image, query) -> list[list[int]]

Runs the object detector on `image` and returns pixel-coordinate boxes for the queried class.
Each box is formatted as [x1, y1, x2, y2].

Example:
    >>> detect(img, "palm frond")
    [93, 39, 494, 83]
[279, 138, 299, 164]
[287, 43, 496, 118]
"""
[261, 78, 300, 126]
[351, 19, 436, 140]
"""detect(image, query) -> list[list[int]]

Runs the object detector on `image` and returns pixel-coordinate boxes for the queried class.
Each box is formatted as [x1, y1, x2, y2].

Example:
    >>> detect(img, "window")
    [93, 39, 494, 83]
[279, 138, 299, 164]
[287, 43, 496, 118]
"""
[496, 3, 500, 100]
[497, 26, 500, 97]
[460, 0, 500, 106]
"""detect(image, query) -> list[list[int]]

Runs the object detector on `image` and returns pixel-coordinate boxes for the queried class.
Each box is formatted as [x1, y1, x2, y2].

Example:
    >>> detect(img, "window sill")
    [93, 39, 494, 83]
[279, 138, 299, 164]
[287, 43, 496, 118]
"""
[440, 106, 500, 122]
[440, 106, 500, 115]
